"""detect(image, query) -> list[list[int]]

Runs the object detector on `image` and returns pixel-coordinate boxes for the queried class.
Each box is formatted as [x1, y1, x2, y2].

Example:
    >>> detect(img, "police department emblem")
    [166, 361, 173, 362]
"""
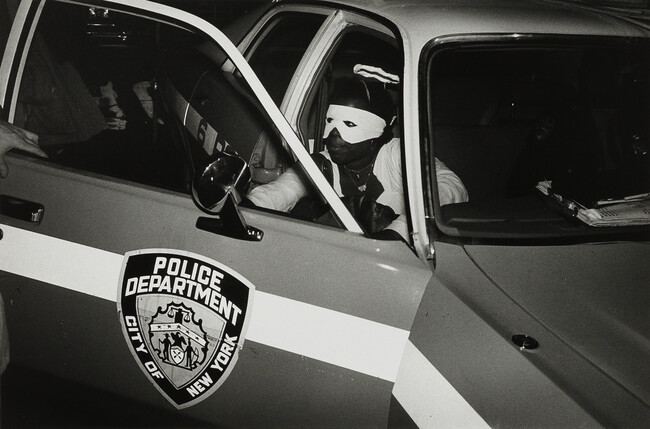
[117, 249, 255, 408]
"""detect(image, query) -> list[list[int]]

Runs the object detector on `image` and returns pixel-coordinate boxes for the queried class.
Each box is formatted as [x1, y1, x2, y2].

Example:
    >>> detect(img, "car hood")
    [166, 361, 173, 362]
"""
[463, 241, 650, 407]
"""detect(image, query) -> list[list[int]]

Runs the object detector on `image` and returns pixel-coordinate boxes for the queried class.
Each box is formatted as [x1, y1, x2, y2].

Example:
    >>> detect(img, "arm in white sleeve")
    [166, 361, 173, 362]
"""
[375, 140, 409, 240]
[246, 167, 309, 212]
[435, 158, 469, 205]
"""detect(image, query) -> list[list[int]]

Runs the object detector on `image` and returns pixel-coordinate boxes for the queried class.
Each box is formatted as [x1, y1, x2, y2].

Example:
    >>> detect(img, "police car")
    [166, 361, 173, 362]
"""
[1, 0, 649, 427]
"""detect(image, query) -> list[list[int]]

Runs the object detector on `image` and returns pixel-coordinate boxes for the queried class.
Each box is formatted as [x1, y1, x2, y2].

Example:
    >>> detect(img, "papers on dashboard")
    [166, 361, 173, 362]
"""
[536, 180, 650, 227]
[576, 201, 650, 226]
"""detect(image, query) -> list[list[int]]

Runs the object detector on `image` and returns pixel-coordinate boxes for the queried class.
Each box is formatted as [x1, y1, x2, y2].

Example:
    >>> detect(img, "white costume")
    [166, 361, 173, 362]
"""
[247, 138, 468, 239]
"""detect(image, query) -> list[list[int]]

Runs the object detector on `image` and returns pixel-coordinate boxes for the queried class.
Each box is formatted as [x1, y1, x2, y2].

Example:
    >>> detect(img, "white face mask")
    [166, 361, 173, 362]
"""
[322, 104, 386, 144]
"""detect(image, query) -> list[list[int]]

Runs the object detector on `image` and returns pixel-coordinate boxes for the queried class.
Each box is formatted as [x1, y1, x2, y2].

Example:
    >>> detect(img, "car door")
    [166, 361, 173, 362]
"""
[0, 0, 431, 427]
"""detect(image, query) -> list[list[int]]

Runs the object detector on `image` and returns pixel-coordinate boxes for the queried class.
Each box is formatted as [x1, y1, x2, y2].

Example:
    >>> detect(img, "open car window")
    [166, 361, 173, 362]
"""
[426, 37, 650, 240]
[263, 26, 412, 241]
[13, 2, 195, 191]
[8, 1, 356, 229]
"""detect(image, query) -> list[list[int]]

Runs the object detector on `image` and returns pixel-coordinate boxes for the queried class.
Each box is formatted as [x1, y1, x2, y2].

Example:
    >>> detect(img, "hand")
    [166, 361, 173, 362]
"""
[0, 121, 46, 178]
[342, 195, 397, 234]
[369, 228, 404, 241]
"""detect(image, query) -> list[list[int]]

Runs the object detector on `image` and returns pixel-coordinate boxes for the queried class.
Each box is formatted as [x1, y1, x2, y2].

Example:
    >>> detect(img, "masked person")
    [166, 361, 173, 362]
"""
[247, 77, 468, 240]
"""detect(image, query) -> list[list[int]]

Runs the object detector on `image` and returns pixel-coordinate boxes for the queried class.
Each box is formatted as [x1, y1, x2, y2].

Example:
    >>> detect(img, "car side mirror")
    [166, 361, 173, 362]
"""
[192, 152, 249, 214]
[192, 152, 263, 241]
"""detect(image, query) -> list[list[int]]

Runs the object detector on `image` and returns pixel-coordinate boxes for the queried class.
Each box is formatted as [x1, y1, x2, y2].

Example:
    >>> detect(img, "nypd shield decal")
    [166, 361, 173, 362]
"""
[117, 249, 254, 409]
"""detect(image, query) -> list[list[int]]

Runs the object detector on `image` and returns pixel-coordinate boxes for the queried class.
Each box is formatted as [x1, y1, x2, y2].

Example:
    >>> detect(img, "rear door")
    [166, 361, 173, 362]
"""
[0, 0, 431, 426]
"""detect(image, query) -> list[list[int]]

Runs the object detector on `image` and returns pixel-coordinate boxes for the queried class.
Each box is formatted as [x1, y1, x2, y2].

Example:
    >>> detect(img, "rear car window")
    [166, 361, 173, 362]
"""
[12, 1, 288, 194]
[9, 1, 342, 229]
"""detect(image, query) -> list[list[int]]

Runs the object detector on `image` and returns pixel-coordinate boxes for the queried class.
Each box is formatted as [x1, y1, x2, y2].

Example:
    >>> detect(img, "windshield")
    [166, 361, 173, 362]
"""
[426, 37, 650, 240]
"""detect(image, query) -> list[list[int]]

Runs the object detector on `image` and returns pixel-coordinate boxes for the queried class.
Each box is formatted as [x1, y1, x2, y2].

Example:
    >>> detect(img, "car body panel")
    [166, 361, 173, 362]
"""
[0, 0, 434, 425]
[398, 242, 602, 428]
[306, 0, 650, 42]
[0, 272, 394, 427]
[0, 154, 428, 426]
[464, 243, 650, 411]
[1, 0, 649, 427]
[400, 241, 650, 427]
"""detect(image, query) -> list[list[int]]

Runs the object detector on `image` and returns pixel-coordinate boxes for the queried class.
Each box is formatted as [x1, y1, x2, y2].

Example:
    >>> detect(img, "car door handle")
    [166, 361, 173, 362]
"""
[0, 195, 44, 223]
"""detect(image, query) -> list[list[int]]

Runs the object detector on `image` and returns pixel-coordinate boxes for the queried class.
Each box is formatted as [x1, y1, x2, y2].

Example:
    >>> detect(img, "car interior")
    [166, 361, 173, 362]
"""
[11, 2, 648, 239]
[429, 43, 650, 236]
[12, 3, 193, 192]
[269, 28, 404, 224]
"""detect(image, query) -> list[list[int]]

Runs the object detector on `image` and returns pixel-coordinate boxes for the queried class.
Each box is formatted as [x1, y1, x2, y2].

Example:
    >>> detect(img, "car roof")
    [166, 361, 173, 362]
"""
[285, 0, 650, 47]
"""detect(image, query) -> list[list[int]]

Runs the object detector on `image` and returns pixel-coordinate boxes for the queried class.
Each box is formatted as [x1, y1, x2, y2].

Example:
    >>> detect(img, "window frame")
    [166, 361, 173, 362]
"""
[244, 10, 328, 107]
[0, 0, 364, 234]
[420, 33, 650, 243]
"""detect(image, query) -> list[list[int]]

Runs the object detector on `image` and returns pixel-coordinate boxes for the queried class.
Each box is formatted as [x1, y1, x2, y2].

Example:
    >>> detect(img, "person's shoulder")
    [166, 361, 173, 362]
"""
[379, 137, 400, 153]
[377, 138, 401, 161]
[319, 149, 333, 162]
[434, 156, 451, 172]
[385, 137, 400, 151]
